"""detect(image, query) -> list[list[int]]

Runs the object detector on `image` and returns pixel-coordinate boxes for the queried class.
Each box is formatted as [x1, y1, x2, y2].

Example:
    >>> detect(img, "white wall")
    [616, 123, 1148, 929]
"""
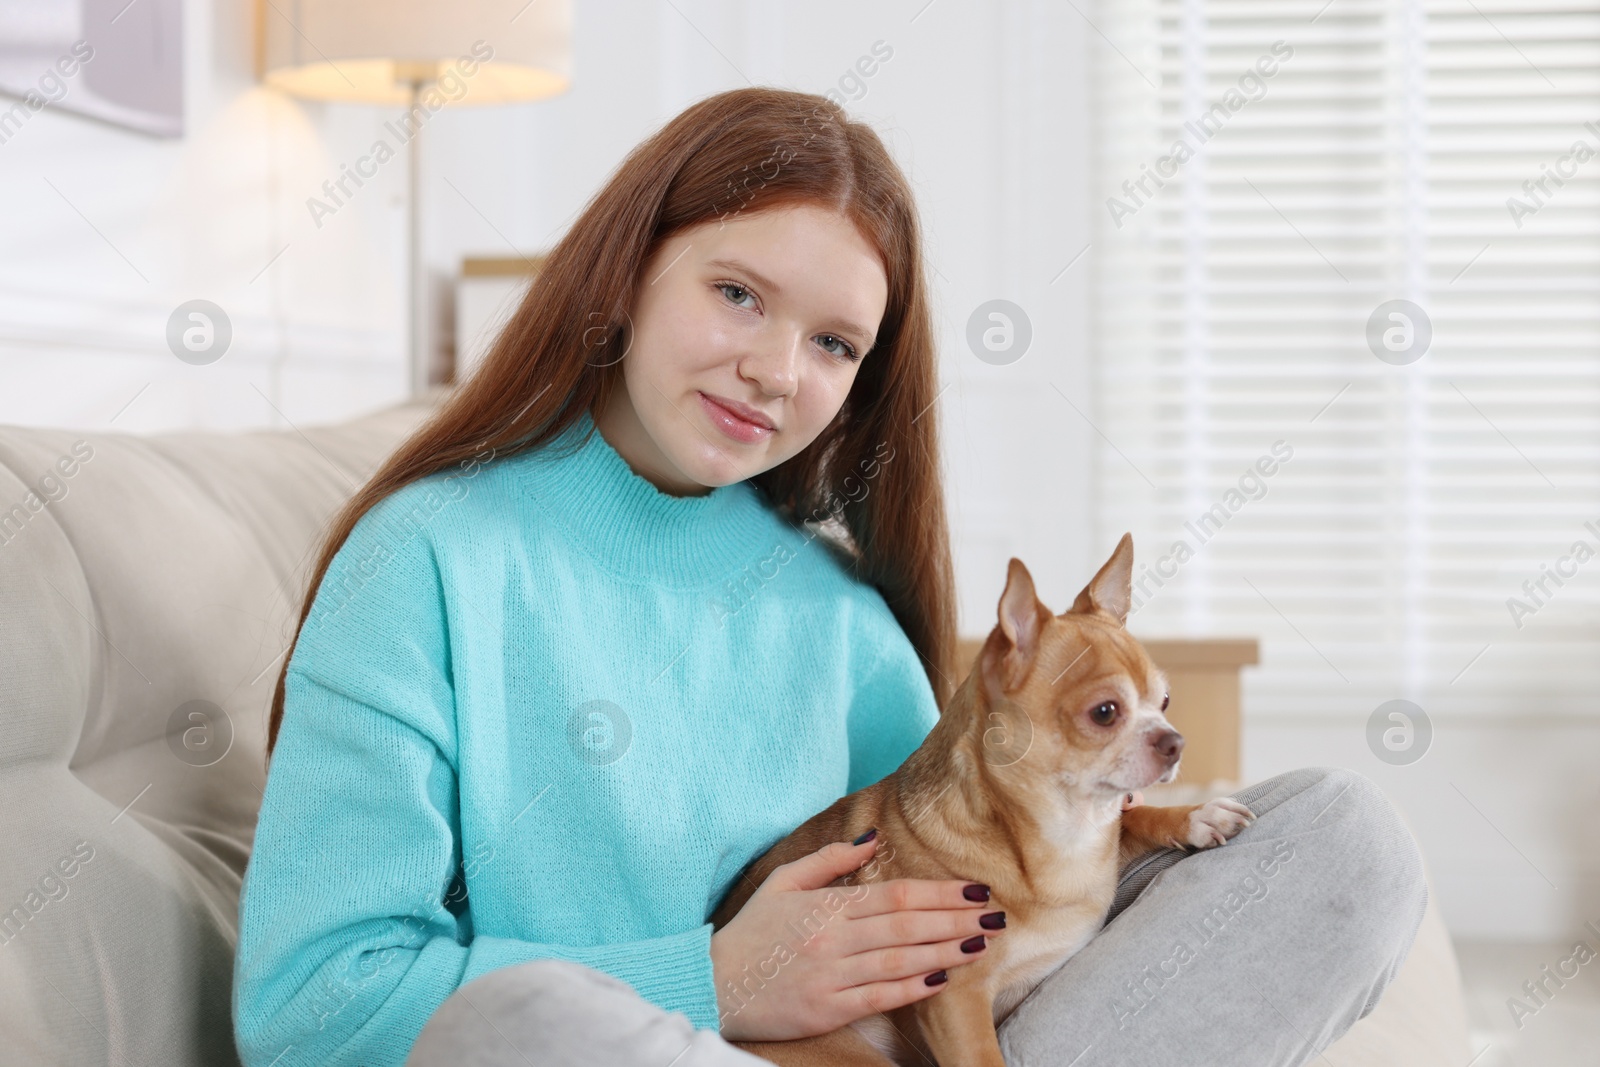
[0, 2, 406, 431]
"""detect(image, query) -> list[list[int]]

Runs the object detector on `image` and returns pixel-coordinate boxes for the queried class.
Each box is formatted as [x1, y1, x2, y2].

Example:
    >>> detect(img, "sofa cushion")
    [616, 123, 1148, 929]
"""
[0, 394, 439, 1066]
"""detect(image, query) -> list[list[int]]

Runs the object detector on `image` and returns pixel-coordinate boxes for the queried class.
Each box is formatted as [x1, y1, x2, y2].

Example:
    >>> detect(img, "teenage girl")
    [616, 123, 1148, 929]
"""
[231, 87, 1427, 1067]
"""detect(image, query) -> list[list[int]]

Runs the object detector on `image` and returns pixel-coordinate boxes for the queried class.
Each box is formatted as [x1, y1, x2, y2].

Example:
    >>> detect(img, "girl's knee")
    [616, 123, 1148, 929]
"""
[412, 959, 678, 1065]
[1305, 768, 1423, 876]
[440, 958, 646, 1028]
[1278, 767, 1430, 952]
[505, 958, 639, 998]
[1240, 766, 1429, 937]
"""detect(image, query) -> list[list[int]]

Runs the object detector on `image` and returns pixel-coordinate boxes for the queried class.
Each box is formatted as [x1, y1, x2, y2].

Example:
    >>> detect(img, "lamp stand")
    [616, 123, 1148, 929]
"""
[404, 75, 429, 398]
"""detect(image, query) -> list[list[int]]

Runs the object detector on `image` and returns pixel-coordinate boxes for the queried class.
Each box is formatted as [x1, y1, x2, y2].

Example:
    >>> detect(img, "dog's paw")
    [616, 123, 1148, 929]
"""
[1186, 797, 1255, 848]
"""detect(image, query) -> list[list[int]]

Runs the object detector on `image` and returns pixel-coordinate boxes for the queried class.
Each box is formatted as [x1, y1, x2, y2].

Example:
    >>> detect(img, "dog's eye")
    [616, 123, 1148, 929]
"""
[1090, 701, 1118, 726]
[1160, 692, 1170, 711]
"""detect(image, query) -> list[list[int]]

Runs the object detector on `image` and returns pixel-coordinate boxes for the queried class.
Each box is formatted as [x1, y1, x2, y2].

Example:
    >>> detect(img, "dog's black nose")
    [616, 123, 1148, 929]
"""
[1151, 729, 1184, 762]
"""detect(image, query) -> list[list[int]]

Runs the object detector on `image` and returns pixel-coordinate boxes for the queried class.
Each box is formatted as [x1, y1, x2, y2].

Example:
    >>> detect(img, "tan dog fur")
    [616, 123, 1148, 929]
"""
[708, 534, 1255, 1066]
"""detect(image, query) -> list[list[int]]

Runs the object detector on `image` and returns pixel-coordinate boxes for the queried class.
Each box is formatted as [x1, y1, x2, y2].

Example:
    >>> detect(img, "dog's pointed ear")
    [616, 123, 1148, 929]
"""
[985, 557, 1052, 692]
[1067, 533, 1134, 626]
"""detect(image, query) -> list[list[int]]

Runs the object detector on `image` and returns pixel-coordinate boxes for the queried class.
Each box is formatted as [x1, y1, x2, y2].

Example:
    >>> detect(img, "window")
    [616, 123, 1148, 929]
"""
[1091, 0, 1600, 719]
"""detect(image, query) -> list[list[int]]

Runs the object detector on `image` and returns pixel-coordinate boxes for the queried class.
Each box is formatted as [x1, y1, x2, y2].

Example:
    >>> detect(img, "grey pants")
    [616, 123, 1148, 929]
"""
[405, 766, 1429, 1067]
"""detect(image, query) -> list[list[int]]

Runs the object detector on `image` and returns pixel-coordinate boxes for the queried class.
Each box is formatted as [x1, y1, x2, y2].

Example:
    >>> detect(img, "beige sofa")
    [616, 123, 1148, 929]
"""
[0, 391, 1470, 1064]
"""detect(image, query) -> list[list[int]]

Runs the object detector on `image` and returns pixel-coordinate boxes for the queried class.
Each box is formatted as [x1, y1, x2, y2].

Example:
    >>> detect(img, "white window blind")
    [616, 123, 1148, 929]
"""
[1090, 0, 1600, 720]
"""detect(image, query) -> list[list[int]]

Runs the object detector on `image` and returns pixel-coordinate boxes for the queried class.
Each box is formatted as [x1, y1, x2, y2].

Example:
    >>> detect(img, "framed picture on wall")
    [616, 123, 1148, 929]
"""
[0, 0, 183, 139]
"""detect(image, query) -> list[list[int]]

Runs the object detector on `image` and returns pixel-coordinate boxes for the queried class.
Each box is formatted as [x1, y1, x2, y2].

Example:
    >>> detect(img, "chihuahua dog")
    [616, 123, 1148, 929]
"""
[708, 533, 1255, 1066]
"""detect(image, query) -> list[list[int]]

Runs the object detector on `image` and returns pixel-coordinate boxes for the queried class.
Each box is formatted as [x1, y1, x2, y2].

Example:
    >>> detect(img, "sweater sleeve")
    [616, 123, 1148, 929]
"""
[231, 493, 721, 1067]
[844, 591, 943, 794]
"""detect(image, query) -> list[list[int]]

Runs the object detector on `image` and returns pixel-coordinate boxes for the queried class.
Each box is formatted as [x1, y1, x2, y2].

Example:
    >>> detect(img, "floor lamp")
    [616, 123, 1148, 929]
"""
[259, 0, 572, 398]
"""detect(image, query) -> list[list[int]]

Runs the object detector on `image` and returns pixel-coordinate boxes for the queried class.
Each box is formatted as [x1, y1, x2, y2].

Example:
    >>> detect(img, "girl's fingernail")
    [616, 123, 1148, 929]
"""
[979, 911, 1006, 930]
[852, 828, 878, 845]
[960, 935, 986, 953]
[963, 884, 990, 902]
[925, 970, 949, 986]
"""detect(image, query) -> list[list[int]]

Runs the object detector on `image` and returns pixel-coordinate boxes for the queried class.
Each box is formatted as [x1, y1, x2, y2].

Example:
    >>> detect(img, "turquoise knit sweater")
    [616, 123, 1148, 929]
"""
[231, 407, 942, 1067]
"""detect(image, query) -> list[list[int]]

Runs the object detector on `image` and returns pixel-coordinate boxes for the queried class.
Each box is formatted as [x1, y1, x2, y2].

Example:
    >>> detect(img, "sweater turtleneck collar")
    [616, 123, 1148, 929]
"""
[512, 405, 780, 586]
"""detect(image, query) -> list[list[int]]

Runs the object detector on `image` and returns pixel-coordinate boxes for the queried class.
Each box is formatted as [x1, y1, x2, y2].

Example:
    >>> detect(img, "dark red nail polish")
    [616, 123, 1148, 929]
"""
[961, 935, 986, 953]
[925, 970, 948, 986]
[979, 911, 1006, 930]
[852, 828, 878, 845]
[963, 884, 990, 902]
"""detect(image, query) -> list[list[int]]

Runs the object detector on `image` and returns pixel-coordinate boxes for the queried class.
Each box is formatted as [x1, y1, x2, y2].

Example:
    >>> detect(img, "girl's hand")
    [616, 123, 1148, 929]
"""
[710, 832, 1005, 1042]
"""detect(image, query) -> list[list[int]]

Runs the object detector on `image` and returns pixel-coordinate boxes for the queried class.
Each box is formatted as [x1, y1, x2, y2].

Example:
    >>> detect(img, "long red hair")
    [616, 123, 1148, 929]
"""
[266, 86, 956, 762]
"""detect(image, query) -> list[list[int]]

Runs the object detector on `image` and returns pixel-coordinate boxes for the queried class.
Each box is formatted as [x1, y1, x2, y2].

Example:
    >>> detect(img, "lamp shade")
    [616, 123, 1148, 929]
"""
[259, 0, 571, 104]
